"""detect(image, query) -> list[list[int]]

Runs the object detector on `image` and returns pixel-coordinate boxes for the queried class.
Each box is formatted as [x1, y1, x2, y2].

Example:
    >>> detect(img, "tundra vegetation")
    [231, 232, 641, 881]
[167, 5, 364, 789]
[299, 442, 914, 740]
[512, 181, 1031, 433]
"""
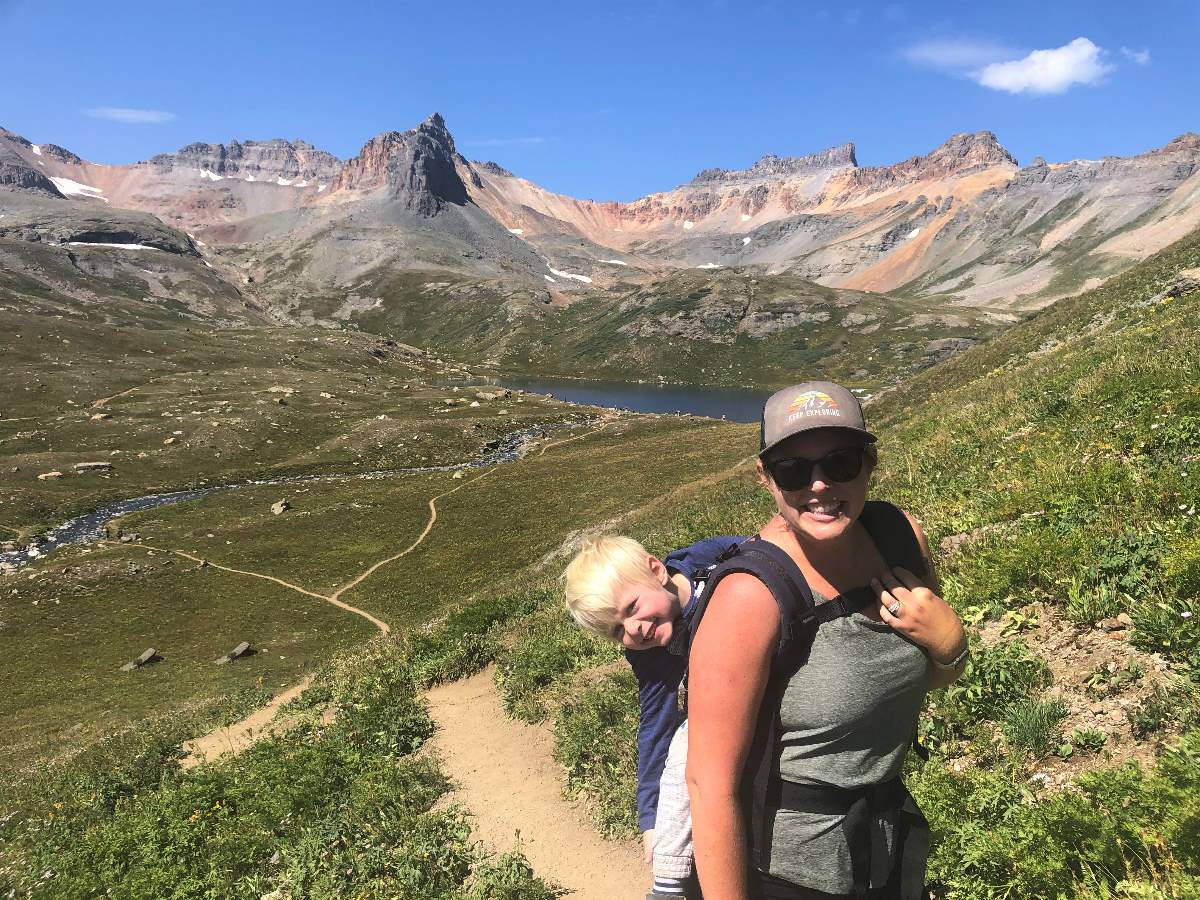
[2, 226, 1199, 896]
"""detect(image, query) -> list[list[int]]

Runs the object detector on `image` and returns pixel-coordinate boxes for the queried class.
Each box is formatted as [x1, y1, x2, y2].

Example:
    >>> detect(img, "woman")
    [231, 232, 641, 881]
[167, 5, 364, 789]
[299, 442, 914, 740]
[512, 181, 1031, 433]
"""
[686, 381, 968, 900]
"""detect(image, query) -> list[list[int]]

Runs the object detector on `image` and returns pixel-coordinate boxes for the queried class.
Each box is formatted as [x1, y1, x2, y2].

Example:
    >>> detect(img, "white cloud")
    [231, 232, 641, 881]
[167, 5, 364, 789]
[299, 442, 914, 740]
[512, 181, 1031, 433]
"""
[84, 107, 176, 124]
[902, 38, 1019, 70]
[1120, 46, 1151, 66]
[972, 38, 1112, 95]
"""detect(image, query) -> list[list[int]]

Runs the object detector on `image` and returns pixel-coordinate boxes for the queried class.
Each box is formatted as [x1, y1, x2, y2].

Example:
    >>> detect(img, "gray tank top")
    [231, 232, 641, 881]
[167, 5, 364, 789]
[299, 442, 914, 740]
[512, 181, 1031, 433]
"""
[763, 590, 931, 894]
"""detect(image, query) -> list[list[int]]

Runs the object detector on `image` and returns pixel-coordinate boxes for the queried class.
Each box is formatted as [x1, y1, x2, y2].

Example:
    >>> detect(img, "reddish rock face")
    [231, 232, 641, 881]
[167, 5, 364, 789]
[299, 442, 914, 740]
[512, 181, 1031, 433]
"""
[331, 113, 468, 214]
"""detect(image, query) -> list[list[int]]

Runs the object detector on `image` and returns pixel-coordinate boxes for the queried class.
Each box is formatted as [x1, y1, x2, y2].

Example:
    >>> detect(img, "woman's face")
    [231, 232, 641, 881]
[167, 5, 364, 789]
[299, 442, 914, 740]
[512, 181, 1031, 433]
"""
[757, 429, 874, 544]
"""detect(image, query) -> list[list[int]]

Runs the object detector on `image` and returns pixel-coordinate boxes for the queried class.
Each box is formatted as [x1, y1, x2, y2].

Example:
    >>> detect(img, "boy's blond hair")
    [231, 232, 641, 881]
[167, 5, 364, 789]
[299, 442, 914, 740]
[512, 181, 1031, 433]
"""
[563, 534, 661, 639]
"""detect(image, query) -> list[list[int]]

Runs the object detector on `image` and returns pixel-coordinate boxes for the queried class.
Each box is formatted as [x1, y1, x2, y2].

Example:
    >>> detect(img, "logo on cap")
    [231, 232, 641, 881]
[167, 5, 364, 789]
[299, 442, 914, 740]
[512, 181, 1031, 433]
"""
[785, 390, 843, 422]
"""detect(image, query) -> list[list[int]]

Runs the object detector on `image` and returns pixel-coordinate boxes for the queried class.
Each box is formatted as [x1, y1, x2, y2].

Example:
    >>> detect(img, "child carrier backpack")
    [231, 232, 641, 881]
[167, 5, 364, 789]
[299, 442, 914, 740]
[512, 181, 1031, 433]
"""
[685, 500, 931, 899]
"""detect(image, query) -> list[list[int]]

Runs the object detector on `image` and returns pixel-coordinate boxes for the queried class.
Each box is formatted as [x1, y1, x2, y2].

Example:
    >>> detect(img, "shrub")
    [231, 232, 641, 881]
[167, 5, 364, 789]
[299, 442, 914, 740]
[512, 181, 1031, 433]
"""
[494, 611, 618, 723]
[467, 849, 563, 900]
[552, 670, 640, 839]
[1003, 697, 1069, 757]
[943, 638, 1051, 722]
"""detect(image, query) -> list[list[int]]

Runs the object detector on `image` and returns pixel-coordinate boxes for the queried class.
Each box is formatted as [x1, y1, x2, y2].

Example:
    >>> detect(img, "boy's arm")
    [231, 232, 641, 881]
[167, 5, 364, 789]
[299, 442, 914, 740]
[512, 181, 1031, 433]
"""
[628, 647, 685, 833]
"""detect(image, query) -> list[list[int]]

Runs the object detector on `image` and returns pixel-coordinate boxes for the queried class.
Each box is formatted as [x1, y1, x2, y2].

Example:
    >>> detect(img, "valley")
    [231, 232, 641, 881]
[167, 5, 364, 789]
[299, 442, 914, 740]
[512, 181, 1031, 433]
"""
[1, 109, 1198, 899]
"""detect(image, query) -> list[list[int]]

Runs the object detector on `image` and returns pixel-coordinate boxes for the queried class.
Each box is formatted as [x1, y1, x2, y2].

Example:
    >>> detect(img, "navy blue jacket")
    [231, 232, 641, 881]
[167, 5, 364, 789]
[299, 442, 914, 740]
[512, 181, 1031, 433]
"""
[626, 536, 743, 832]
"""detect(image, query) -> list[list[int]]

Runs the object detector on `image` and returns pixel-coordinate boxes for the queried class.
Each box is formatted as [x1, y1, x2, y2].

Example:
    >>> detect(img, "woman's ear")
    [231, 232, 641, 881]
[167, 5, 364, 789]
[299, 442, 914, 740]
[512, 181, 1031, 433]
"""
[756, 458, 771, 488]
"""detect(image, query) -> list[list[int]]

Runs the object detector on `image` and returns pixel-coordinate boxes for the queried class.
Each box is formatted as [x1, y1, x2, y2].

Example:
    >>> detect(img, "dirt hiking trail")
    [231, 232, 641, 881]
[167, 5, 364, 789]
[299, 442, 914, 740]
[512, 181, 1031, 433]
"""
[179, 676, 315, 770]
[427, 668, 647, 900]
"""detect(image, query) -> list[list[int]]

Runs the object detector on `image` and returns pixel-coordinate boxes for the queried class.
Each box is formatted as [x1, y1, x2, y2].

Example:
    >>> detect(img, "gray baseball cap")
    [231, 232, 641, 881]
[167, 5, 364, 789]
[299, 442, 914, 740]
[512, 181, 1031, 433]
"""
[759, 381, 876, 457]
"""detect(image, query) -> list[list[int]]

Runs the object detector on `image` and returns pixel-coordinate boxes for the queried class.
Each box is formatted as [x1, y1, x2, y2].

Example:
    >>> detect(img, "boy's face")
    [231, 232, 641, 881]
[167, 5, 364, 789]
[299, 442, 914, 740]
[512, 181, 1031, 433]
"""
[611, 558, 683, 650]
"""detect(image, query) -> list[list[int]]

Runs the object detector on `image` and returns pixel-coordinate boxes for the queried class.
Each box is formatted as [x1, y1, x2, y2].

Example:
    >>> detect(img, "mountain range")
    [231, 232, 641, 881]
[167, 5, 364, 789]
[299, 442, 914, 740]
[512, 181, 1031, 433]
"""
[2, 113, 1198, 385]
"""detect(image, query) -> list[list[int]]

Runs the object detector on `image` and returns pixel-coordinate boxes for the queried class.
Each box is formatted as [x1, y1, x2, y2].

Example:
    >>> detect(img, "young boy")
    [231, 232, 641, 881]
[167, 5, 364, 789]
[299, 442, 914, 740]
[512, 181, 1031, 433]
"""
[563, 533, 742, 899]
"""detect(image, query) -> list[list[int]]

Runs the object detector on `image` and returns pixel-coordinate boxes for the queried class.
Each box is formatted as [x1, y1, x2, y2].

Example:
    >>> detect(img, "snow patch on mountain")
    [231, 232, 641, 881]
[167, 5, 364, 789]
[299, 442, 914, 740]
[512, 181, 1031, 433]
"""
[67, 242, 163, 251]
[200, 169, 223, 182]
[548, 266, 593, 284]
[31, 145, 42, 156]
[598, 259, 628, 266]
[49, 177, 106, 200]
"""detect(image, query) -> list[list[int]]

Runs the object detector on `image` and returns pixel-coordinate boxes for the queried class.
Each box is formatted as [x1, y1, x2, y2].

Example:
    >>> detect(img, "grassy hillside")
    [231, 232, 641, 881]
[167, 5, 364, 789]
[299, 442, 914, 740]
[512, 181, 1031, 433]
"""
[3, 217, 1197, 896]
[484, 228, 1200, 898]
[343, 267, 1004, 391]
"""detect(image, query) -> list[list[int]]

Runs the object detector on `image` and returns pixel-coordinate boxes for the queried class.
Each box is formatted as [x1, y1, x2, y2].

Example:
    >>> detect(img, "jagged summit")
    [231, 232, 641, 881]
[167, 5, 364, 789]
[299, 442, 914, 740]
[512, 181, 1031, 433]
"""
[332, 112, 468, 214]
[691, 142, 858, 184]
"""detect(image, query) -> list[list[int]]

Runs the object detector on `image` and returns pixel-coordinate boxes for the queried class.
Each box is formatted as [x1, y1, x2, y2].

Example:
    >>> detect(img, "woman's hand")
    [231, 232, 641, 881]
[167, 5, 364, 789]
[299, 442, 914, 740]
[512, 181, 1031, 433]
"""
[872, 566, 966, 666]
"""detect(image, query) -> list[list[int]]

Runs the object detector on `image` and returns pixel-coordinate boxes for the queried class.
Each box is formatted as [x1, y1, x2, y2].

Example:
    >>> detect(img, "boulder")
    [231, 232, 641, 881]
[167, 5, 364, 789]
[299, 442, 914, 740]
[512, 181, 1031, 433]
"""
[89, 412, 111, 421]
[215, 641, 252, 664]
[271, 499, 290, 515]
[37, 471, 63, 480]
[120, 647, 160, 672]
[162, 437, 176, 445]
[73, 461, 114, 473]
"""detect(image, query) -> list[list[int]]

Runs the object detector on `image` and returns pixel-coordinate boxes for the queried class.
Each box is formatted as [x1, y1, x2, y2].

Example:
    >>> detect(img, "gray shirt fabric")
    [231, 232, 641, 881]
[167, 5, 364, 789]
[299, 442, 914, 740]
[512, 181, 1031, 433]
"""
[764, 591, 931, 894]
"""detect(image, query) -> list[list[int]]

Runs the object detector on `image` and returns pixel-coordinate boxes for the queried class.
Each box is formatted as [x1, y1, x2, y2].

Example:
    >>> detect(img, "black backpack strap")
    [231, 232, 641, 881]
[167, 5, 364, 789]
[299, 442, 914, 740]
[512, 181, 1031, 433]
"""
[688, 537, 817, 660]
[859, 500, 927, 580]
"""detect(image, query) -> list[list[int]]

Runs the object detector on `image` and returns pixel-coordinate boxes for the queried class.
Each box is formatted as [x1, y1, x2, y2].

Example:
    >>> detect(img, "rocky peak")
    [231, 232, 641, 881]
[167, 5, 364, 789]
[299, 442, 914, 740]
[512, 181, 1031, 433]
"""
[0, 132, 65, 198]
[691, 142, 858, 184]
[148, 138, 341, 181]
[40, 144, 83, 165]
[332, 112, 468, 215]
[474, 160, 514, 178]
[845, 131, 1017, 194]
[921, 131, 1018, 173]
[1155, 132, 1200, 155]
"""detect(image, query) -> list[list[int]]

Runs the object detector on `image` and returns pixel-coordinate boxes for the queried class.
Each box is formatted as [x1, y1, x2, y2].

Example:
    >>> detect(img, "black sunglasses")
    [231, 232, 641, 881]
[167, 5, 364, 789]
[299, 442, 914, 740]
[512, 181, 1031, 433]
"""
[766, 446, 870, 490]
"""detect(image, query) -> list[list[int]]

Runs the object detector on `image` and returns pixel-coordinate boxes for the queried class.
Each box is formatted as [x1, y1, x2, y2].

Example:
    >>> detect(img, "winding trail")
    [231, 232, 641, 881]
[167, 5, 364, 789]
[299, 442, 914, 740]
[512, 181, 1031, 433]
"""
[330, 466, 498, 605]
[427, 669, 646, 900]
[144, 426, 601, 767]
[91, 370, 203, 409]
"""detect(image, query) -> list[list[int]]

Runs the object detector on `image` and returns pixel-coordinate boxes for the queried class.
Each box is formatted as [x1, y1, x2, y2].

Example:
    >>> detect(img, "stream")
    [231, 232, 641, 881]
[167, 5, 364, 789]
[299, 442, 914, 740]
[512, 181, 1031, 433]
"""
[1, 424, 563, 570]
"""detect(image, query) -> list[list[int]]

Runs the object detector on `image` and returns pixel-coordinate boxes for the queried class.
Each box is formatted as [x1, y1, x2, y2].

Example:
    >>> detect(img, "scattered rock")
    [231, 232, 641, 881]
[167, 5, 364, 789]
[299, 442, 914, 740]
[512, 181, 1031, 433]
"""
[469, 400, 481, 408]
[119, 532, 140, 543]
[120, 648, 160, 672]
[37, 471, 63, 480]
[452, 470, 464, 479]
[162, 437, 176, 445]
[215, 641, 252, 664]
[73, 461, 114, 473]
[89, 412, 111, 421]
[271, 499, 290, 515]
[1116, 612, 1134, 627]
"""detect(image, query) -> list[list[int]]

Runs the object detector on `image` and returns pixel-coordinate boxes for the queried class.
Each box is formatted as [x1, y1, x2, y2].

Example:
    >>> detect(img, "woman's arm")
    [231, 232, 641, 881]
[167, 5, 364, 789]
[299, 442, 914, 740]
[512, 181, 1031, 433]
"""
[686, 573, 780, 900]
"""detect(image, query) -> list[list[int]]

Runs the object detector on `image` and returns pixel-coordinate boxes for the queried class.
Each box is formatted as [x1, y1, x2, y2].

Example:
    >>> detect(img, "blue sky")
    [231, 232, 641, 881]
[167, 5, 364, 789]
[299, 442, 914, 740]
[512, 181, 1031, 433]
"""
[2, 0, 1196, 201]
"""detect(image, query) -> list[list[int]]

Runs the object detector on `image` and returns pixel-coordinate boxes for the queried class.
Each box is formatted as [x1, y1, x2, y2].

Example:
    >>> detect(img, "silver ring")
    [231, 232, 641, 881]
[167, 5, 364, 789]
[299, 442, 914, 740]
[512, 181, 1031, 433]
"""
[887, 600, 902, 617]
